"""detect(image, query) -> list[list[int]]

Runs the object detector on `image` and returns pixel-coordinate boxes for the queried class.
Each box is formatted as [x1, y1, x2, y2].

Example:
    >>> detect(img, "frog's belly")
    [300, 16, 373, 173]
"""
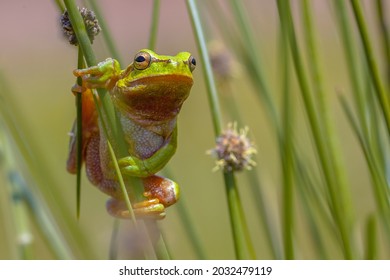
[120, 116, 165, 159]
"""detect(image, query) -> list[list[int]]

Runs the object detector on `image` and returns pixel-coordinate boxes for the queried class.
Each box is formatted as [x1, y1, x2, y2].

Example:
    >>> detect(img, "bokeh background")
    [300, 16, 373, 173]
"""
[0, 0, 388, 259]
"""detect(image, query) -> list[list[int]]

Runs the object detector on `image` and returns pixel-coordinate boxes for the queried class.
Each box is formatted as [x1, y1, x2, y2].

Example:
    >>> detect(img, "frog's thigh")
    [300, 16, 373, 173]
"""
[142, 175, 180, 207]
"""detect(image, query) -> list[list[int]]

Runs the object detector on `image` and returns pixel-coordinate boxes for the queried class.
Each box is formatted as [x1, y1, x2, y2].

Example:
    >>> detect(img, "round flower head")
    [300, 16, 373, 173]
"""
[208, 123, 257, 172]
[61, 7, 101, 46]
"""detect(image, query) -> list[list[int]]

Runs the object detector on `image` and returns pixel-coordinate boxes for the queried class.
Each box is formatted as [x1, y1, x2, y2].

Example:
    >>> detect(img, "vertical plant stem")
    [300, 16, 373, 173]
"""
[148, 0, 160, 51]
[277, 0, 354, 259]
[365, 214, 377, 260]
[206, 2, 281, 259]
[154, 232, 171, 260]
[302, 0, 354, 256]
[279, 20, 295, 259]
[223, 172, 252, 259]
[334, 0, 390, 239]
[162, 169, 207, 259]
[86, 0, 123, 63]
[375, 0, 390, 88]
[332, 0, 369, 138]
[228, 0, 279, 128]
[185, 0, 222, 136]
[7, 173, 33, 259]
[339, 95, 390, 235]
[185, 0, 254, 259]
[108, 219, 120, 260]
[75, 48, 84, 219]
[175, 198, 207, 259]
[0, 134, 33, 260]
[350, 0, 390, 136]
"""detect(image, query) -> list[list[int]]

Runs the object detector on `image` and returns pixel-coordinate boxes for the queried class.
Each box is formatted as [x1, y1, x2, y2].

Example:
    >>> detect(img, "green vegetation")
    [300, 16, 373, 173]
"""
[0, 1, 389, 259]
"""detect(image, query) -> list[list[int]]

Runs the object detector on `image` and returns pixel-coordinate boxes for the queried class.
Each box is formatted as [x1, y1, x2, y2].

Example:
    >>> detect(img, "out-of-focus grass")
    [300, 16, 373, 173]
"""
[0, 0, 389, 259]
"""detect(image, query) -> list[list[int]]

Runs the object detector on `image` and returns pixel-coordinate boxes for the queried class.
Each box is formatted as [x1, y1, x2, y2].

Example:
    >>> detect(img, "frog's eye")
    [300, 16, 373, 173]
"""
[134, 51, 151, 70]
[188, 56, 196, 72]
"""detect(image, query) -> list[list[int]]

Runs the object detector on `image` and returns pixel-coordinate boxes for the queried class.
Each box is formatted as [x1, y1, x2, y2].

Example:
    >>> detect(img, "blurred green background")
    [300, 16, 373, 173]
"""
[0, 0, 388, 259]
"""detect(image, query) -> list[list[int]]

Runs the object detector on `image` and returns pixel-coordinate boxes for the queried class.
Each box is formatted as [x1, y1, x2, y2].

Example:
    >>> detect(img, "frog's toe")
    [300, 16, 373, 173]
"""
[71, 84, 84, 95]
[106, 198, 166, 220]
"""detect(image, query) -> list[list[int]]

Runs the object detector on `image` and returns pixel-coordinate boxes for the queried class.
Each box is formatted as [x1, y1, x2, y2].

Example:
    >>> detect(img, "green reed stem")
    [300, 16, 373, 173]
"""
[218, 83, 281, 259]
[277, 0, 354, 259]
[175, 198, 207, 259]
[162, 169, 207, 259]
[339, 95, 390, 233]
[185, 0, 222, 136]
[302, 0, 354, 256]
[332, 0, 369, 138]
[75, 49, 84, 219]
[148, 0, 160, 51]
[364, 214, 377, 260]
[86, 0, 123, 63]
[108, 219, 120, 259]
[228, 0, 279, 128]
[278, 16, 295, 259]
[375, 0, 390, 88]
[350, 0, 390, 136]
[154, 230, 171, 260]
[5, 172, 33, 259]
[185, 0, 254, 259]
[334, 0, 390, 238]
[223, 172, 254, 259]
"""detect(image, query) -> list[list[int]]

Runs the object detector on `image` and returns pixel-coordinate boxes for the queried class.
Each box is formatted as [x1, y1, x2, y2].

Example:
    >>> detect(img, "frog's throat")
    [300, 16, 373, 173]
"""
[113, 98, 182, 128]
[112, 74, 193, 126]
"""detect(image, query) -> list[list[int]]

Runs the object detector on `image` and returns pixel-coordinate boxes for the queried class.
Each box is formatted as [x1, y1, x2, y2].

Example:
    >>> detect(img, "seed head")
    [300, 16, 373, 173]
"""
[208, 123, 257, 172]
[61, 7, 101, 46]
[209, 41, 240, 81]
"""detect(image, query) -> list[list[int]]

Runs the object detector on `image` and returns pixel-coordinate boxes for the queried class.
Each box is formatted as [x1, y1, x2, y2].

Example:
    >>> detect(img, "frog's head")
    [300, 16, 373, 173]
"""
[113, 49, 196, 123]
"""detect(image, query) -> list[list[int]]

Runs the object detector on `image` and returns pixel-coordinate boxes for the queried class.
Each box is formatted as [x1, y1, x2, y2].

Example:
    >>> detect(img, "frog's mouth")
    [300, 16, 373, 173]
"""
[113, 74, 193, 124]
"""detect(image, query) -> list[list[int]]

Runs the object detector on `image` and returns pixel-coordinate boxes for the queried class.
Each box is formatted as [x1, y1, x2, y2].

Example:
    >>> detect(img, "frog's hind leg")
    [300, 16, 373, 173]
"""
[105, 175, 180, 220]
[106, 197, 166, 220]
[84, 132, 121, 199]
[142, 175, 180, 208]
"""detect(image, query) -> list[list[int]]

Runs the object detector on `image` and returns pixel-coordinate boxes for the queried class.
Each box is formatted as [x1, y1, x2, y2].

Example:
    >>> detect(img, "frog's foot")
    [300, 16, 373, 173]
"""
[117, 156, 150, 177]
[106, 197, 166, 220]
[142, 175, 180, 207]
[105, 175, 180, 220]
[71, 84, 84, 95]
[73, 58, 122, 90]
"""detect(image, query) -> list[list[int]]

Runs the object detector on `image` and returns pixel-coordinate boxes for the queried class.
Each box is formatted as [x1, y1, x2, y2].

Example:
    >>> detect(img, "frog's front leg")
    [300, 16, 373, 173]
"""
[118, 126, 178, 177]
[106, 175, 180, 219]
[73, 58, 122, 90]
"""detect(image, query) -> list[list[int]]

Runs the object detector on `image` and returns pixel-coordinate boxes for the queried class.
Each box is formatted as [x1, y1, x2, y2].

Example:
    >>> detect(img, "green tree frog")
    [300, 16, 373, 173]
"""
[66, 49, 196, 219]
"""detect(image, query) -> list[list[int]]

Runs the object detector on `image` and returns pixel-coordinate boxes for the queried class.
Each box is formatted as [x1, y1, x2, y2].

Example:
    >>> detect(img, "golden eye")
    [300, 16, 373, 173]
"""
[188, 55, 196, 72]
[134, 51, 151, 70]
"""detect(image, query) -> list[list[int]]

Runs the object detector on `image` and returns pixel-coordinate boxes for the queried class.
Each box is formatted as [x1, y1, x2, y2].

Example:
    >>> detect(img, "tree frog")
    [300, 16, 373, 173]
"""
[66, 49, 196, 219]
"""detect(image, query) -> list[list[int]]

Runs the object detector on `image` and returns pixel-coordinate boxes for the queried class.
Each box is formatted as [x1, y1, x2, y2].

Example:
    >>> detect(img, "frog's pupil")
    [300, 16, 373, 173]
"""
[191, 57, 196, 66]
[136, 56, 146, 63]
